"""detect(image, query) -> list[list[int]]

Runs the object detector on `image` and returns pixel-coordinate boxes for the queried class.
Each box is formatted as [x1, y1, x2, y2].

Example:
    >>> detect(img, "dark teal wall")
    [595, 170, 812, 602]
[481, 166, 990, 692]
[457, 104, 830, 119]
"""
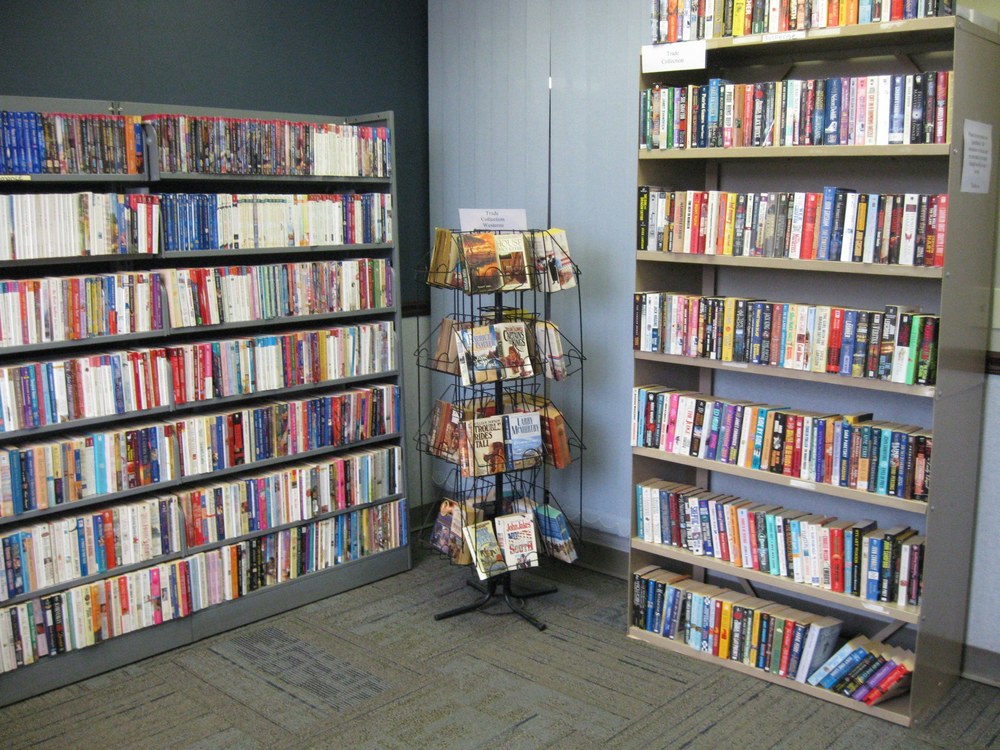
[0, 0, 430, 312]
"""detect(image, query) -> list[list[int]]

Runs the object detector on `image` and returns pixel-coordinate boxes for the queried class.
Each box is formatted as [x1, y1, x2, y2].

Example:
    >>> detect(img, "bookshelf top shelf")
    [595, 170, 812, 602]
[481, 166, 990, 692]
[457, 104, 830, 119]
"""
[639, 144, 951, 160]
[702, 16, 955, 55]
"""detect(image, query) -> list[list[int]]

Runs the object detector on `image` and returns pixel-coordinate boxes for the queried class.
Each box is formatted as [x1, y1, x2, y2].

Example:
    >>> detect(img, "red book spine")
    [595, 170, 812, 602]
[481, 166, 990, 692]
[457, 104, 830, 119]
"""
[827, 308, 845, 374]
[934, 194, 948, 267]
[830, 526, 845, 592]
[102, 509, 117, 569]
[800, 192, 819, 260]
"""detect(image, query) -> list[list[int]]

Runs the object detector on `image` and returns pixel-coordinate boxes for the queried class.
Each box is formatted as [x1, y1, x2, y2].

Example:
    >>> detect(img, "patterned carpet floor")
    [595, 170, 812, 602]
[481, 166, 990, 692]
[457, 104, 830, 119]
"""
[0, 548, 998, 749]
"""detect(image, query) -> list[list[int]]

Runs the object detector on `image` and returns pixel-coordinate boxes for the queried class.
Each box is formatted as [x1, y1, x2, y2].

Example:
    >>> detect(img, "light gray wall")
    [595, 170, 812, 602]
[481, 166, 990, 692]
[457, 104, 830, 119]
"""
[427, 0, 1000, 675]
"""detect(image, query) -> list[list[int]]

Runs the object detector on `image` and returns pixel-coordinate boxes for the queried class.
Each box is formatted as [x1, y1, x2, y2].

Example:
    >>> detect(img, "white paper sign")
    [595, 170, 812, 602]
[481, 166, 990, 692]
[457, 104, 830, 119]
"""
[459, 208, 527, 232]
[640, 41, 706, 73]
[961, 119, 994, 194]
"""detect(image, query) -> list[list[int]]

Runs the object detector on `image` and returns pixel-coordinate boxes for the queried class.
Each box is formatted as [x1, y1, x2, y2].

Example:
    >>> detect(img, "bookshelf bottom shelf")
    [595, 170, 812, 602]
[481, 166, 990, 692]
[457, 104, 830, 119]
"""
[0, 545, 411, 708]
[626, 626, 912, 726]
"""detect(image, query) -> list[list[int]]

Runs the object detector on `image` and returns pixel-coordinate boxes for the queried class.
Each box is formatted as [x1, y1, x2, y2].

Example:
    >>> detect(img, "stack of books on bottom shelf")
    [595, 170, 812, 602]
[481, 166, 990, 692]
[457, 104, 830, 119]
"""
[631, 565, 913, 705]
[429, 497, 577, 573]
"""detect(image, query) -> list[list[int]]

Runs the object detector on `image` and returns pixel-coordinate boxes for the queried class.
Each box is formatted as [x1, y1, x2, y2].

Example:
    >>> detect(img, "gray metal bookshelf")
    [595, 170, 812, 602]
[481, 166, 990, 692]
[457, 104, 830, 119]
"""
[628, 16, 1000, 726]
[0, 97, 411, 705]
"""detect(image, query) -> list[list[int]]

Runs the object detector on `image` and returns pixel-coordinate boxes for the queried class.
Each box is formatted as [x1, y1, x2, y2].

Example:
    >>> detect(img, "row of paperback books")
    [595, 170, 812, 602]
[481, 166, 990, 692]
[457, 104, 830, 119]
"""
[0, 190, 395, 261]
[634, 293, 939, 386]
[0, 347, 170, 433]
[0, 111, 144, 175]
[430, 492, 578, 565]
[649, 0, 954, 43]
[2, 444, 403, 602]
[0, 384, 399, 518]
[640, 71, 951, 150]
[0, 258, 393, 349]
[631, 386, 931, 500]
[165, 321, 397, 404]
[158, 192, 392, 251]
[632, 565, 913, 705]
[633, 565, 843, 682]
[2, 496, 182, 601]
[0, 273, 164, 349]
[427, 393, 572, 474]
[144, 114, 391, 177]
[635, 479, 926, 605]
[179, 445, 402, 547]
[0, 193, 161, 260]
[0, 321, 395, 434]
[161, 259, 392, 329]
[0, 498, 407, 673]
[430, 315, 570, 383]
[637, 186, 948, 266]
[427, 228, 577, 295]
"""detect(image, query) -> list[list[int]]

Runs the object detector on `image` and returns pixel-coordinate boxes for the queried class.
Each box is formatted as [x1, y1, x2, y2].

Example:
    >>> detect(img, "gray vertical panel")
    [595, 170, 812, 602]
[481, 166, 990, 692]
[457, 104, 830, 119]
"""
[548, 0, 647, 536]
[426, 0, 551, 498]
[968, 376, 1000, 662]
[429, 0, 549, 228]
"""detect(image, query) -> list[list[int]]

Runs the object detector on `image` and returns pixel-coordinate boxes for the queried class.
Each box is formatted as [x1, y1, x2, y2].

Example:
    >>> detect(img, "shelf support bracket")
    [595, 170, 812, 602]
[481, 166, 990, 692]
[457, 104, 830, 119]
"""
[871, 618, 907, 643]
[894, 52, 921, 75]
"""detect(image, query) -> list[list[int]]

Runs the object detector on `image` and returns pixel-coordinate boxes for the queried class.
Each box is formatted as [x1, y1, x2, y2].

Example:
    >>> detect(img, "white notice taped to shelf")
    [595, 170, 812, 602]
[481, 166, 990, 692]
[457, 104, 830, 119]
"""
[961, 120, 993, 194]
[459, 208, 528, 232]
[641, 41, 706, 73]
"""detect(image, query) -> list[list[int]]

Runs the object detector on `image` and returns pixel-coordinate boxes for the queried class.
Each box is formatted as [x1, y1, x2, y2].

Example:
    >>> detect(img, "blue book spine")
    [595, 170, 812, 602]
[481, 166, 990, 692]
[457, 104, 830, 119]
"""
[838, 310, 858, 375]
[812, 418, 825, 482]
[777, 303, 790, 367]
[877, 427, 894, 494]
[816, 186, 838, 261]
[93, 515, 106, 572]
[751, 408, 769, 470]
[699, 499, 714, 558]
[663, 586, 679, 637]
[859, 0, 873, 23]
[866, 536, 884, 600]
[149, 426, 160, 484]
[820, 647, 869, 690]
[889, 75, 906, 144]
[824, 78, 841, 145]
[660, 489, 673, 546]
[8, 450, 23, 515]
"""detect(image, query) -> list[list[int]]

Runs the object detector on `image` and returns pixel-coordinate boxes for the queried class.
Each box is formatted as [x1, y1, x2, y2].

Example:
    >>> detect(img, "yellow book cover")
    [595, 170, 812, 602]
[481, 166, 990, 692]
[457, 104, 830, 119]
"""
[733, 0, 747, 36]
[722, 192, 737, 255]
[721, 297, 737, 361]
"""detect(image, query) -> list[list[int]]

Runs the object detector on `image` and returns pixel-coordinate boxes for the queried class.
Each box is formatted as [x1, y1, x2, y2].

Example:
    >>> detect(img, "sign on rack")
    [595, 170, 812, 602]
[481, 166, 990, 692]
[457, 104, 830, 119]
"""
[459, 208, 528, 232]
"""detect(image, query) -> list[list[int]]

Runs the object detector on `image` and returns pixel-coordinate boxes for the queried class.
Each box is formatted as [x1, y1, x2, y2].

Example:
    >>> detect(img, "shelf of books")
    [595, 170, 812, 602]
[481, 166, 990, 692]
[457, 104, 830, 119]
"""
[629, 10, 999, 726]
[0, 97, 410, 705]
[415, 227, 586, 627]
